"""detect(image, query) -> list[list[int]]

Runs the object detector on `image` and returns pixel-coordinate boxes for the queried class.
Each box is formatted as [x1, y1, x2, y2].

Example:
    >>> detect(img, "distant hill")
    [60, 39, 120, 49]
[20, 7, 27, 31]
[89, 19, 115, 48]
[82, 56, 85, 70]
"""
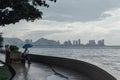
[33, 38, 60, 46]
[3, 37, 60, 47]
[3, 38, 24, 46]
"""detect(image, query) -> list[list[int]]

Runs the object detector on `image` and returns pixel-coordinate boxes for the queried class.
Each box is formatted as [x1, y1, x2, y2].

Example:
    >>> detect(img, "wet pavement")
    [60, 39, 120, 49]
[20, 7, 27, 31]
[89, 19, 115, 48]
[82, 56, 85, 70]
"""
[12, 62, 90, 80]
[0, 53, 90, 80]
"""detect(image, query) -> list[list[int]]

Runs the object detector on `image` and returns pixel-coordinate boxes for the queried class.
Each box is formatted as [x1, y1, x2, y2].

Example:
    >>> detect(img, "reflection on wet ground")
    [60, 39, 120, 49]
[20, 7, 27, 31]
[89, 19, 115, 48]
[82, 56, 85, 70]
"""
[0, 53, 90, 80]
[12, 62, 90, 80]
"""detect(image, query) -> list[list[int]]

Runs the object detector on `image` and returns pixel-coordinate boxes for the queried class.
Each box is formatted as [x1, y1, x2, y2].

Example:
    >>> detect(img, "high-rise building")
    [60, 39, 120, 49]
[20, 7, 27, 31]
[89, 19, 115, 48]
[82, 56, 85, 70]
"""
[78, 39, 81, 45]
[75, 40, 78, 45]
[57, 40, 61, 45]
[73, 40, 76, 45]
[98, 39, 104, 46]
[88, 40, 96, 46]
[64, 41, 68, 46]
[68, 40, 72, 45]
[64, 40, 72, 46]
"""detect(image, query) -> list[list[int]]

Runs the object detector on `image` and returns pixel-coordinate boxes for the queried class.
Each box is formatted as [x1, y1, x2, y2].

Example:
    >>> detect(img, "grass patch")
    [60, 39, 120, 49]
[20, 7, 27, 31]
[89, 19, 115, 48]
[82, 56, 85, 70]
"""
[0, 66, 10, 80]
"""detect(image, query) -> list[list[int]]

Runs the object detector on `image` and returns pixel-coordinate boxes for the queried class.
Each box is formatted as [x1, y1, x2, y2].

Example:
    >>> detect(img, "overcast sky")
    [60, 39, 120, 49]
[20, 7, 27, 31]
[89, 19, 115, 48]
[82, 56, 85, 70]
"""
[1, 0, 120, 45]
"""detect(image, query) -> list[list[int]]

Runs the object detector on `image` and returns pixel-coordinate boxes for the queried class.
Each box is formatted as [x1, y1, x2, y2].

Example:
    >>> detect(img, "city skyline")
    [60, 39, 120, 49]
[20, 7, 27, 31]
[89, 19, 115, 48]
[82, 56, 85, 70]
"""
[4, 37, 106, 46]
[26, 38, 105, 46]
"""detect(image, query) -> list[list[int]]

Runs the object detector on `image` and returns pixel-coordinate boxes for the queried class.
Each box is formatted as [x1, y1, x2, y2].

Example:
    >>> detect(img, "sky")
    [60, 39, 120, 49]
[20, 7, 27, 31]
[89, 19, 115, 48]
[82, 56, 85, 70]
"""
[1, 0, 120, 45]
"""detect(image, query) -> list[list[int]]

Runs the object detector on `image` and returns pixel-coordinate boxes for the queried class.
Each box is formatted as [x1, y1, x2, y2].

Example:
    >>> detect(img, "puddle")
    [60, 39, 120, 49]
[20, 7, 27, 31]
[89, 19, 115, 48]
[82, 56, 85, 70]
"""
[47, 75, 68, 80]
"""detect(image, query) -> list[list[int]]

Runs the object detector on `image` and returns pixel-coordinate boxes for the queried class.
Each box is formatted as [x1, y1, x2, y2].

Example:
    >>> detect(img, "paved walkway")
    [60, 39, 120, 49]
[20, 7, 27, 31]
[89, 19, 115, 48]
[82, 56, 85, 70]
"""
[12, 62, 90, 80]
[0, 54, 90, 80]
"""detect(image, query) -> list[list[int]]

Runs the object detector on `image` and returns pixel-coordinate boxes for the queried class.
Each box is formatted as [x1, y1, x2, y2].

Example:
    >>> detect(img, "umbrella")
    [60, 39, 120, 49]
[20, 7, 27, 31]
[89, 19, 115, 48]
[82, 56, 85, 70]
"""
[22, 44, 33, 49]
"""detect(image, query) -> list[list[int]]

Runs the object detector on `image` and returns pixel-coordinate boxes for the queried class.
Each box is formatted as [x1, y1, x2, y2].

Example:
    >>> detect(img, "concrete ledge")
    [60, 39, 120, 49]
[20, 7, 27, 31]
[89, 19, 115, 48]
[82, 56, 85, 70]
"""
[29, 54, 117, 80]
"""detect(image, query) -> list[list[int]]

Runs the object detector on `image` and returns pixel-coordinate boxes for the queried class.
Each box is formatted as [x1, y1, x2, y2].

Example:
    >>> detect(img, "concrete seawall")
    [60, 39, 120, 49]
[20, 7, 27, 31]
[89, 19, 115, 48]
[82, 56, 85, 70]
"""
[29, 54, 117, 80]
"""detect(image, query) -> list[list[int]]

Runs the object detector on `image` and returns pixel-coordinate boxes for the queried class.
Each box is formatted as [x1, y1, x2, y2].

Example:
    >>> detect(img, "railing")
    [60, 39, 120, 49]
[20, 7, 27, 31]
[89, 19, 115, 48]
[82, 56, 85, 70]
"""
[29, 54, 117, 80]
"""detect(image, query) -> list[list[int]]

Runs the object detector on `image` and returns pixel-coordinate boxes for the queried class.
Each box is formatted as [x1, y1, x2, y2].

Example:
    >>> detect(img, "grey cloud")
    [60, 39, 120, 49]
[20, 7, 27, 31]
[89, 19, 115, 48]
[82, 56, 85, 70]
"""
[22, 30, 64, 41]
[41, 0, 120, 22]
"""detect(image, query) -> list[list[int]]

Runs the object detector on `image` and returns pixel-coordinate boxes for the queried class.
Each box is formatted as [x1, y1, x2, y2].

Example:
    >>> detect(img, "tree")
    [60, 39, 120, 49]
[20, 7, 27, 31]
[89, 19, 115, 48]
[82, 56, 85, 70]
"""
[0, 33, 3, 48]
[0, 0, 56, 26]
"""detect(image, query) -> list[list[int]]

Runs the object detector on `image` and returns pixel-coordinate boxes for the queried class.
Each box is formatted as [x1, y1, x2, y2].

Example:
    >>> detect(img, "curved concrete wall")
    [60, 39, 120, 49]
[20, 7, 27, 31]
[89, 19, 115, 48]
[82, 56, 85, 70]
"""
[29, 54, 117, 80]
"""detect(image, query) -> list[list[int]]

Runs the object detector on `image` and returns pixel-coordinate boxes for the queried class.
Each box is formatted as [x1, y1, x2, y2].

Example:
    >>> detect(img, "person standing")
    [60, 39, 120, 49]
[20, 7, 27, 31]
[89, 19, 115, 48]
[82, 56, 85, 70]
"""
[22, 48, 31, 65]
[5, 45, 11, 64]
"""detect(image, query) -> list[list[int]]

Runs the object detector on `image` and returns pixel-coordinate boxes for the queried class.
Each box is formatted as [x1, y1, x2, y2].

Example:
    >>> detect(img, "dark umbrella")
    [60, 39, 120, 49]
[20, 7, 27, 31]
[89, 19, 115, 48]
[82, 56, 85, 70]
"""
[22, 44, 33, 49]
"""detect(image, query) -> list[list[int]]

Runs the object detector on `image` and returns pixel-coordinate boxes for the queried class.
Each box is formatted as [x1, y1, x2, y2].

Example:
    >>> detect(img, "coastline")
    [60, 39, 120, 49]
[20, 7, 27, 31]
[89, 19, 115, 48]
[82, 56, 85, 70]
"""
[31, 45, 120, 49]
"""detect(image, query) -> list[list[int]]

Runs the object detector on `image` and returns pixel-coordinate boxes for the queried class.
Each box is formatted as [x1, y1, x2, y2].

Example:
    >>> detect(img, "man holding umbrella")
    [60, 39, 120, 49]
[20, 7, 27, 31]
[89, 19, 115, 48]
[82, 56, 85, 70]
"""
[22, 44, 33, 65]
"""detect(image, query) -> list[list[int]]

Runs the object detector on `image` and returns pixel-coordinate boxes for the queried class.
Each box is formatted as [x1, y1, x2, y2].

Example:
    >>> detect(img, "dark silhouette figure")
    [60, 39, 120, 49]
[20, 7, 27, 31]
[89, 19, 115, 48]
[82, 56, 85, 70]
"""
[5, 45, 11, 64]
[22, 48, 31, 65]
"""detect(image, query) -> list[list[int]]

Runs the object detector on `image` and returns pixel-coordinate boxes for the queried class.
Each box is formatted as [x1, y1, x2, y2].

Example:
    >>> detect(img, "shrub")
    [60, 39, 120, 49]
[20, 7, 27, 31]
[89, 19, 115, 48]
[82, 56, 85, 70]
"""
[0, 66, 10, 80]
[10, 45, 19, 52]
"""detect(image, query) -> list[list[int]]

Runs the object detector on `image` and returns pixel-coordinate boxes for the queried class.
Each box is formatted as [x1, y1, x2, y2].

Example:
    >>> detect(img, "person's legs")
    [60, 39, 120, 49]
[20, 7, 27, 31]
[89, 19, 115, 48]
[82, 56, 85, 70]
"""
[27, 55, 31, 65]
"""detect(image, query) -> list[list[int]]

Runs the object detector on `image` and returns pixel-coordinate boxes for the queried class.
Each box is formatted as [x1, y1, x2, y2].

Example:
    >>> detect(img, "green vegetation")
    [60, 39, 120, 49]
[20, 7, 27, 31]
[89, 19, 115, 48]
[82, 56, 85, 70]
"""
[0, 0, 56, 26]
[0, 66, 10, 80]
[10, 45, 19, 52]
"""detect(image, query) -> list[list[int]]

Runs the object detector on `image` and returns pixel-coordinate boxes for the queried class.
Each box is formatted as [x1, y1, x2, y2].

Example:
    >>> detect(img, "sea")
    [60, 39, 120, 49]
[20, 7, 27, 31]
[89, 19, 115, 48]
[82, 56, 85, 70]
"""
[1, 46, 120, 79]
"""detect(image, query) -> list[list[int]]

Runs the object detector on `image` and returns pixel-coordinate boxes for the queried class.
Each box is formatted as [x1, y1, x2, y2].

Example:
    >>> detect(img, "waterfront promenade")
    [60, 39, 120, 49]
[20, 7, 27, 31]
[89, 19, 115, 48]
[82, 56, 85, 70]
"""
[0, 53, 90, 80]
[0, 53, 117, 80]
